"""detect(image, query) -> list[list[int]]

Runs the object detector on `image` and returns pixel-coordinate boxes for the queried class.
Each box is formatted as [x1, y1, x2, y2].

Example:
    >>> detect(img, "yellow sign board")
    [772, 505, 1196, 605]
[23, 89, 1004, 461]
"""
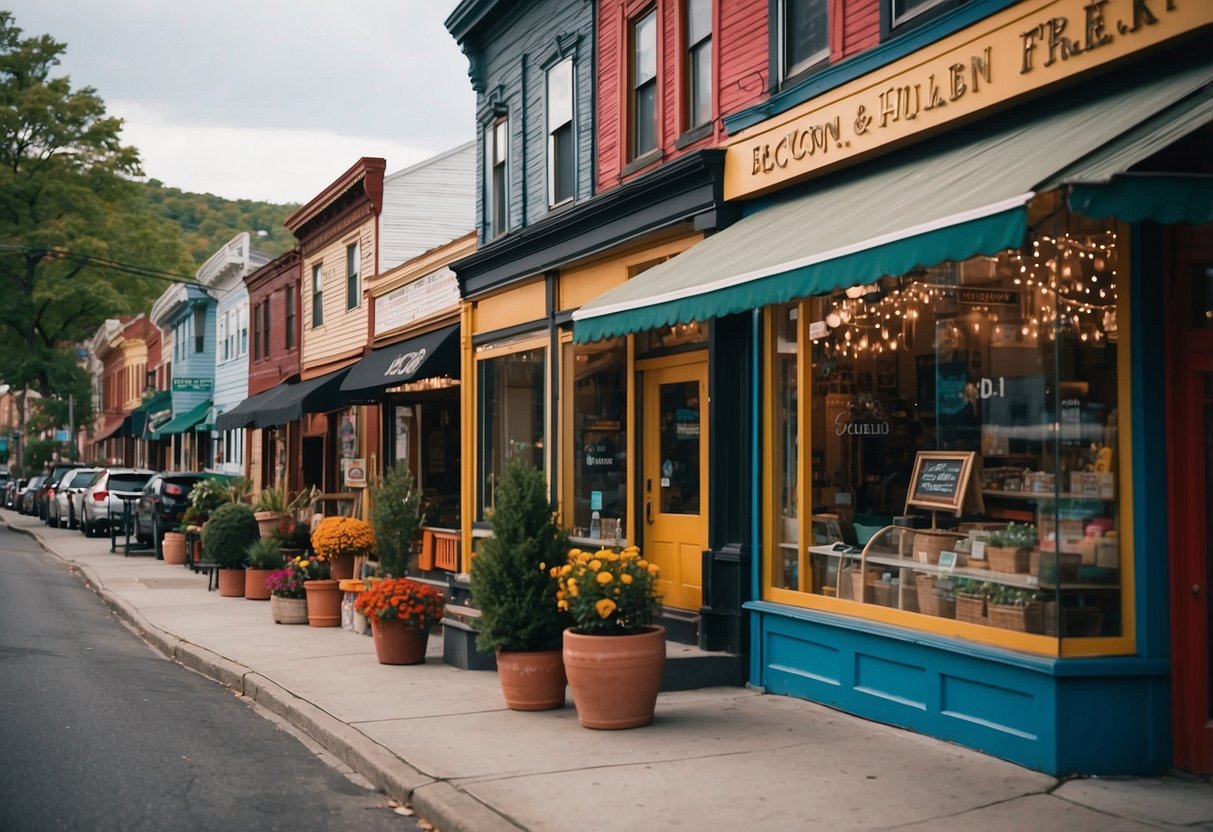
[725, 0, 1212, 200]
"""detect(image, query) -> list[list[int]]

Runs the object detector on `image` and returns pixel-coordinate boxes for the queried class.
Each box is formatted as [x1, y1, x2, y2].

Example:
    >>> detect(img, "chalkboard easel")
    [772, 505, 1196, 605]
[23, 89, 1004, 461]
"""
[904, 451, 983, 522]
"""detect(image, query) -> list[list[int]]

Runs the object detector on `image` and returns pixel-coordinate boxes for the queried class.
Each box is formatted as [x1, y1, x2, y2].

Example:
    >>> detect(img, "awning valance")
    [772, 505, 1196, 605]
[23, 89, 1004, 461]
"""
[151, 399, 211, 440]
[255, 368, 361, 429]
[214, 384, 294, 432]
[94, 417, 127, 443]
[123, 389, 171, 440]
[572, 58, 1213, 343]
[339, 324, 460, 397]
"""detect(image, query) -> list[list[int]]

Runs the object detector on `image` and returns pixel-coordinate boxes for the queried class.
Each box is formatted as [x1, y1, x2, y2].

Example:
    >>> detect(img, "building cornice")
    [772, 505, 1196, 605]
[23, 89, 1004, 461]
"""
[285, 158, 386, 238]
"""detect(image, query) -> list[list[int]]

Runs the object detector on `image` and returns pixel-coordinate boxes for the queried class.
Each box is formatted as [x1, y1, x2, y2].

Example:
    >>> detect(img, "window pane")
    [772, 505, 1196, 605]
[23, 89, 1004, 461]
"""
[634, 10, 656, 85]
[494, 120, 508, 165]
[548, 59, 573, 131]
[772, 304, 800, 590]
[892, 0, 946, 25]
[690, 40, 712, 127]
[571, 338, 627, 541]
[688, 0, 712, 45]
[658, 380, 701, 514]
[635, 80, 657, 156]
[478, 346, 546, 520]
[552, 123, 575, 204]
[784, 0, 827, 74]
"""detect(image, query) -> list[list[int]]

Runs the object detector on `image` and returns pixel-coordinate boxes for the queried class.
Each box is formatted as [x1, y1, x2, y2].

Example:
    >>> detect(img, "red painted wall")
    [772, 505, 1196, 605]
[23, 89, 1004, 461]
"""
[597, 0, 769, 190]
[246, 250, 302, 397]
[840, 0, 879, 59]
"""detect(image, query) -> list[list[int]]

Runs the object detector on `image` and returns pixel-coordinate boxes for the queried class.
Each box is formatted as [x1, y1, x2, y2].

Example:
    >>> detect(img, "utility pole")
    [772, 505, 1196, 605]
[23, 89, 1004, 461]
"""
[68, 394, 75, 461]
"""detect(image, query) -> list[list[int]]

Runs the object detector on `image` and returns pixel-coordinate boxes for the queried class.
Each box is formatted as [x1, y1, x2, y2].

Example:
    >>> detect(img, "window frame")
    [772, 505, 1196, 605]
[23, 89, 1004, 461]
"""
[285, 284, 297, 349]
[547, 57, 576, 208]
[684, 0, 713, 131]
[193, 306, 206, 354]
[485, 116, 509, 239]
[629, 6, 659, 161]
[778, 0, 830, 84]
[311, 263, 324, 328]
[346, 241, 360, 310]
[261, 299, 271, 360]
[252, 301, 261, 362]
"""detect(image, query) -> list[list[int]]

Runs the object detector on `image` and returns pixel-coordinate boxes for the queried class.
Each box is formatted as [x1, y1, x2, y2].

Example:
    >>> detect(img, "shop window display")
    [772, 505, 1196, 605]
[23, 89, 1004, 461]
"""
[772, 209, 1126, 646]
[567, 338, 627, 542]
[477, 343, 546, 521]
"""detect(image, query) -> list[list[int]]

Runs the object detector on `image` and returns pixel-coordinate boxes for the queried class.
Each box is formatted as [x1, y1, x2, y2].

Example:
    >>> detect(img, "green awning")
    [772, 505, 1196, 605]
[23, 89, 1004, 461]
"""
[573, 59, 1213, 343]
[1068, 174, 1213, 225]
[150, 399, 212, 440]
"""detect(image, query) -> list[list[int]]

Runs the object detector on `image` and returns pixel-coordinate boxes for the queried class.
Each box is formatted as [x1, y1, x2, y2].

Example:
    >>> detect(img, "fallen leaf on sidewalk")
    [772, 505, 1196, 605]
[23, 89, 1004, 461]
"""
[394, 806, 415, 817]
[417, 820, 433, 830]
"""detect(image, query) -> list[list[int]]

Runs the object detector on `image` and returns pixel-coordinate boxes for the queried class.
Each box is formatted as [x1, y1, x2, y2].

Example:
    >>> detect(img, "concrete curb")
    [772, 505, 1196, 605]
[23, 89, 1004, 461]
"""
[6, 516, 517, 832]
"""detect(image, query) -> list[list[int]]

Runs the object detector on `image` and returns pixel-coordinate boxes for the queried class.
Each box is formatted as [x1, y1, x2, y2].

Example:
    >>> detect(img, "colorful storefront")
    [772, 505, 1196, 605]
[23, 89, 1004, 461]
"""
[572, 0, 1213, 774]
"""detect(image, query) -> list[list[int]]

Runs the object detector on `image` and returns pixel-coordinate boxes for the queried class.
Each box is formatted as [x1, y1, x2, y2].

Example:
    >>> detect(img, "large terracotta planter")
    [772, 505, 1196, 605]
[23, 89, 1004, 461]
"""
[244, 567, 274, 600]
[370, 618, 430, 665]
[271, 595, 308, 624]
[217, 568, 245, 597]
[254, 511, 288, 540]
[563, 625, 666, 730]
[329, 553, 356, 581]
[304, 579, 342, 627]
[496, 649, 566, 711]
[162, 532, 186, 565]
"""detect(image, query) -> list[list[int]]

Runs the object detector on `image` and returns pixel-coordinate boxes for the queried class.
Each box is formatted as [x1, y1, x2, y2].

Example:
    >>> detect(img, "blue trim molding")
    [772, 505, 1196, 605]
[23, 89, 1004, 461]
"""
[747, 601, 1170, 775]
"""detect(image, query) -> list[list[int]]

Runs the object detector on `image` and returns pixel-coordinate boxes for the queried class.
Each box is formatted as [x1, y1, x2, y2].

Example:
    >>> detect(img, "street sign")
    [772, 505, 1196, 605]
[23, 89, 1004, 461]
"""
[172, 377, 213, 392]
[55, 430, 70, 442]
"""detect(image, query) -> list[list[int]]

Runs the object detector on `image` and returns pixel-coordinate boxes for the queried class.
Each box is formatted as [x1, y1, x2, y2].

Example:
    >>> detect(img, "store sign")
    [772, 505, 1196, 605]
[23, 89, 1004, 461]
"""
[172, 376, 213, 392]
[343, 458, 367, 488]
[956, 288, 1020, 305]
[725, 0, 1210, 199]
[906, 451, 982, 516]
[374, 266, 459, 336]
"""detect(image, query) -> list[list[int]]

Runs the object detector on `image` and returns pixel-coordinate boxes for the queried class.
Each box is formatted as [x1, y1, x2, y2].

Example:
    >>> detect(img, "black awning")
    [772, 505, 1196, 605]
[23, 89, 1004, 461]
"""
[255, 367, 361, 429]
[339, 325, 460, 397]
[215, 384, 293, 432]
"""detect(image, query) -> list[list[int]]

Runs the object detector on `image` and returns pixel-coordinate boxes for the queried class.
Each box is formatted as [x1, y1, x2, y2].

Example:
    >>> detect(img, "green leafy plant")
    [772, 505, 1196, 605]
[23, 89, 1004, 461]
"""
[369, 464, 422, 577]
[471, 457, 570, 653]
[245, 536, 283, 570]
[254, 485, 288, 513]
[952, 578, 993, 597]
[274, 520, 312, 553]
[200, 503, 260, 569]
[987, 522, 1038, 549]
[554, 546, 661, 636]
[189, 476, 234, 517]
[989, 585, 1040, 606]
[177, 505, 204, 533]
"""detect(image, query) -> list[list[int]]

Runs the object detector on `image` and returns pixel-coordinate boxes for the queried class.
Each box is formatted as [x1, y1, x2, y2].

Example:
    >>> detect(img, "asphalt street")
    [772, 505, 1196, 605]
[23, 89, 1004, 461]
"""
[0, 524, 419, 832]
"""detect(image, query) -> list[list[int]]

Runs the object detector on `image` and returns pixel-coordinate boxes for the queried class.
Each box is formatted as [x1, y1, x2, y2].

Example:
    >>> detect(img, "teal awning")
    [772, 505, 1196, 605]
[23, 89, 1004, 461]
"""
[573, 59, 1213, 343]
[151, 399, 212, 440]
[1068, 174, 1213, 225]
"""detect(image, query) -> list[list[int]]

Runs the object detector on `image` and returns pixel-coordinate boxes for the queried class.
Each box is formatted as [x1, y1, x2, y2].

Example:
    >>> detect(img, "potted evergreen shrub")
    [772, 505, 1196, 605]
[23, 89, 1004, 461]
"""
[470, 457, 571, 711]
[201, 503, 260, 597]
[244, 536, 282, 601]
[369, 464, 422, 577]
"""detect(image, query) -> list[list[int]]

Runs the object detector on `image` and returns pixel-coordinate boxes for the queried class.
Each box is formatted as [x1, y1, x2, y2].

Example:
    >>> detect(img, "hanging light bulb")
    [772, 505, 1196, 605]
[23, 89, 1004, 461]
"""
[826, 311, 841, 328]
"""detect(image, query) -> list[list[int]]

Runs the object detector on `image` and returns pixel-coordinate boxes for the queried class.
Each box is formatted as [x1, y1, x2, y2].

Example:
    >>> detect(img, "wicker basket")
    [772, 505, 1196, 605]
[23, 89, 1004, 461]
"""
[955, 592, 987, 625]
[987, 600, 1044, 633]
[986, 545, 1030, 574]
[1031, 549, 1081, 582]
[912, 531, 963, 565]
[839, 567, 875, 603]
[271, 595, 309, 625]
[1042, 603, 1105, 637]
[872, 581, 897, 608]
[914, 573, 956, 618]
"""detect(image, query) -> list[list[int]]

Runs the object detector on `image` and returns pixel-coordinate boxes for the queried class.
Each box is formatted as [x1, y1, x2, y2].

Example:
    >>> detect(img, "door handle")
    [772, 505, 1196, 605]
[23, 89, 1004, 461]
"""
[646, 501, 653, 524]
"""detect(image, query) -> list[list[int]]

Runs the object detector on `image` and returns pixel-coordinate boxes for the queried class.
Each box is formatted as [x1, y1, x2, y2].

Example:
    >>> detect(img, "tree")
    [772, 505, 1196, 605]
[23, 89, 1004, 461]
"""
[0, 12, 192, 466]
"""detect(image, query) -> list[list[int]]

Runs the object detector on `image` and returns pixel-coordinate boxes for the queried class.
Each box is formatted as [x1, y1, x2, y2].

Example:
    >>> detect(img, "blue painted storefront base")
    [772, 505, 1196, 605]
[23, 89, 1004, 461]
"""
[748, 601, 1170, 776]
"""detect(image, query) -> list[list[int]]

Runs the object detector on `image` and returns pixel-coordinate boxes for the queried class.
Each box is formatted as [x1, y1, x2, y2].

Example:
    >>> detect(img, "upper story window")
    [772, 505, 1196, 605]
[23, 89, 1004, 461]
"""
[547, 58, 575, 207]
[285, 285, 297, 349]
[239, 307, 248, 356]
[782, 0, 829, 81]
[485, 117, 509, 238]
[219, 312, 228, 362]
[630, 8, 658, 159]
[311, 263, 324, 328]
[261, 299, 270, 359]
[686, 0, 712, 129]
[346, 242, 360, 310]
[891, 0, 950, 28]
[193, 306, 206, 353]
[252, 302, 261, 362]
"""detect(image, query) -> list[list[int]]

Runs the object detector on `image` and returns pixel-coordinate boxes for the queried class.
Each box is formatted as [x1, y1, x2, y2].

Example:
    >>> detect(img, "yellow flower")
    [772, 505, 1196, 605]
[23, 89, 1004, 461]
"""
[588, 559, 602, 570]
[539, 562, 546, 571]
[299, 559, 310, 569]
[560, 564, 572, 576]
[595, 598, 617, 619]
[568, 583, 579, 597]
[596, 571, 612, 585]
[557, 599, 570, 610]
[637, 559, 648, 568]
[620, 573, 634, 585]
[647, 564, 660, 576]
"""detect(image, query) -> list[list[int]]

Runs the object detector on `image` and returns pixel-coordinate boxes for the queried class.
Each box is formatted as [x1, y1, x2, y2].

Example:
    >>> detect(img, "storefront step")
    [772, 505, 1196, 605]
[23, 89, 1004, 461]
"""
[662, 642, 745, 691]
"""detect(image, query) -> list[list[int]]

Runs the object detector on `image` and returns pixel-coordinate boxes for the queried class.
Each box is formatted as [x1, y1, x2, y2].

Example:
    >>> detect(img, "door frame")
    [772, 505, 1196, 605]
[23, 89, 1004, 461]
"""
[637, 350, 709, 611]
[1165, 224, 1213, 773]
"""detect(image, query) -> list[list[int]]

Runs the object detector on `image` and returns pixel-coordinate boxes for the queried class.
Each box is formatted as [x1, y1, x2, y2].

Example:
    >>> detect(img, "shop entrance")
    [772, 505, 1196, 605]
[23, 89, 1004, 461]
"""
[1169, 225, 1213, 774]
[641, 354, 708, 611]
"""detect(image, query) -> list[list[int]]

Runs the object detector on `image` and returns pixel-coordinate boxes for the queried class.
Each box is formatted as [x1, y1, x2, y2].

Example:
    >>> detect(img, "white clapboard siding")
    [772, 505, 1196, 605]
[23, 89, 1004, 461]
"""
[379, 142, 476, 272]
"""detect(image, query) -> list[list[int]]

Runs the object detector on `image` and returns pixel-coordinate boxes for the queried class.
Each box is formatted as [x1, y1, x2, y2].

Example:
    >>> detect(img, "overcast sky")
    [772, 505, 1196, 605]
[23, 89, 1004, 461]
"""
[7, 1, 477, 204]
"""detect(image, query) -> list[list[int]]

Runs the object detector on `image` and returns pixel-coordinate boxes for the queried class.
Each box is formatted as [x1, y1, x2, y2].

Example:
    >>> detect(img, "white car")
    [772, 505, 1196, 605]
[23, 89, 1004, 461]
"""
[80, 468, 155, 537]
[49, 468, 100, 529]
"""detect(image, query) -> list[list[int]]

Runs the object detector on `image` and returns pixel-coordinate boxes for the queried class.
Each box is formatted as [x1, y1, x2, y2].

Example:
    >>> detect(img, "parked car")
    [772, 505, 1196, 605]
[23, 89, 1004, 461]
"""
[0, 471, 9, 502]
[134, 472, 214, 557]
[4, 477, 27, 509]
[37, 462, 86, 522]
[49, 467, 100, 529]
[80, 468, 154, 537]
[19, 475, 45, 515]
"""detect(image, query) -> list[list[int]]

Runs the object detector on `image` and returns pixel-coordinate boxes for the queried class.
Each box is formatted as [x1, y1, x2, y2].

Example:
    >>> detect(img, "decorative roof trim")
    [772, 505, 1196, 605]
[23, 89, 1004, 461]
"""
[285, 157, 387, 235]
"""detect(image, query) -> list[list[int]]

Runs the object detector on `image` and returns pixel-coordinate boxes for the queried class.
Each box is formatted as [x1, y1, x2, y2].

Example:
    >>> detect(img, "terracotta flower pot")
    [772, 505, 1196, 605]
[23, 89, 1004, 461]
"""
[496, 648, 566, 711]
[254, 511, 287, 540]
[162, 532, 187, 565]
[329, 552, 356, 581]
[370, 618, 429, 665]
[244, 567, 274, 600]
[217, 567, 245, 597]
[304, 579, 342, 627]
[270, 595, 308, 624]
[563, 625, 666, 730]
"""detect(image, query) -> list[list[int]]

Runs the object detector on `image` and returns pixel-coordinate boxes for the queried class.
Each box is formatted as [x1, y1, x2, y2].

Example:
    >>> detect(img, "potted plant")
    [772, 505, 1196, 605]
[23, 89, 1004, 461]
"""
[470, 458, 571, 711]
[200, 503, 260, 597]
[244, 536, 282, 601]
[369, 464, 422, 577]
[985, 522, 1037, 573]
[311, 515, 377, 582]
[253, 485, 290, 539]
[987, 585, 1045, 633]
[554, 545, 664, 729]
[952, 578, 991, 625]
[355, 578, 445, 665]
[267, 558, 310, 624]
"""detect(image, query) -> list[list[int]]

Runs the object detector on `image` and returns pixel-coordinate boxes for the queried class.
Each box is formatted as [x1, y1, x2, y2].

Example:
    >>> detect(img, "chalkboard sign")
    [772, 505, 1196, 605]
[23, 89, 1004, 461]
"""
[905, 451, 980, 515]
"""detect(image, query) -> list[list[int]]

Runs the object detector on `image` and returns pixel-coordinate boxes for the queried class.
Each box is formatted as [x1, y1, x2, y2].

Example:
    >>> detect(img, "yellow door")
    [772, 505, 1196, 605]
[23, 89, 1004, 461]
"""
[641, 354, 708, 611]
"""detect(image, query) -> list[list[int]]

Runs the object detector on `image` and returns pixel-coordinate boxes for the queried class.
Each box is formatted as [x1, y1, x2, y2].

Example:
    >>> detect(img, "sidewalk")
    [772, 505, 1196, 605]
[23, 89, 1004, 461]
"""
[6, 510, 1212, 832]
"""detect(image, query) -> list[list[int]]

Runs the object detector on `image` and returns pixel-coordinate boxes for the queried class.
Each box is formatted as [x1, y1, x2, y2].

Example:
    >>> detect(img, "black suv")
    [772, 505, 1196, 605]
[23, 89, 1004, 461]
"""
[133, 472, 214, 557]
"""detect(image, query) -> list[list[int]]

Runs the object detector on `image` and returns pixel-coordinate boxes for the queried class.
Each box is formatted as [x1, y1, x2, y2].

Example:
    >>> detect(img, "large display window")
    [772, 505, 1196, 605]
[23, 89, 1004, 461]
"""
[476, 336, 547, 521]
[766, 207, 1131, 655]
